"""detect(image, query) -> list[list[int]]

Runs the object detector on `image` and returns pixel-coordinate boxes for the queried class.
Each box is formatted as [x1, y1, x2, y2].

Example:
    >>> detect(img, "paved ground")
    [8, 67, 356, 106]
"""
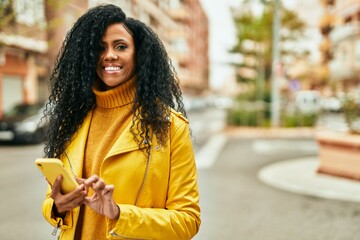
[194, 127, 360, 240]
[259, 157, 360, 203]
[224, 127, 360, 203]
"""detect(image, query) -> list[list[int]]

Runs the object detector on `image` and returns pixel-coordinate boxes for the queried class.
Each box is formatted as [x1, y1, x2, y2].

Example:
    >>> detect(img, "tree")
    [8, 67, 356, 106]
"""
[231, 1, 305, 87]
[0, 0, 15, 31]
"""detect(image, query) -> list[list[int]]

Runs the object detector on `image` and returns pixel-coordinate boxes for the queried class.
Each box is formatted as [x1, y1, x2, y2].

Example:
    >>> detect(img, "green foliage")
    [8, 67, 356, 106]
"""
[227, 105, 318, 128]
[227, 104, 269, 127]
[0, 0, 15, 30]
[228, 86, 318, 127]
[236, 75, 256, 83]
[227, 88, 270, 127]
[227, 108, 257, 126]
[231, 1, 305, 84]
[342, 95, 360, 134]
[282, 112, 318, 127]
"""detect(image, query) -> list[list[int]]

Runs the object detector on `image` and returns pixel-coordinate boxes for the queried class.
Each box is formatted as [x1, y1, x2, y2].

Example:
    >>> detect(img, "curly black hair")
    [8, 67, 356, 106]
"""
[44, 4, 186, 158]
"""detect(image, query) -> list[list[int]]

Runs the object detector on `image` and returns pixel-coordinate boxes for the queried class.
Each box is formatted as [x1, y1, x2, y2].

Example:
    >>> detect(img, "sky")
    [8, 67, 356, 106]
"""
[199, 0, 324, 92]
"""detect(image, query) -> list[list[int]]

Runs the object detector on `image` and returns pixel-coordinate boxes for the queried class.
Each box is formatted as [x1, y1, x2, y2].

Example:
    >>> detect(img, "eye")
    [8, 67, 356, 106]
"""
[115, 44, 127, 51]
[99, 45, 107, 51]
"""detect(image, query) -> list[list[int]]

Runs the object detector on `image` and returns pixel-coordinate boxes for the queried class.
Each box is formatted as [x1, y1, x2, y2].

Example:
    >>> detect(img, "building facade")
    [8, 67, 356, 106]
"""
[320, 0, 360, 93]
[0, 0, 209, 117]
[0, 0, 48, 116]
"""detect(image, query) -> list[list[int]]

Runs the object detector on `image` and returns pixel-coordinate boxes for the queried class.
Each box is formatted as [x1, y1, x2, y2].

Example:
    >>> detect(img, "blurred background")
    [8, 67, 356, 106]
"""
[1, 0, 360, 239]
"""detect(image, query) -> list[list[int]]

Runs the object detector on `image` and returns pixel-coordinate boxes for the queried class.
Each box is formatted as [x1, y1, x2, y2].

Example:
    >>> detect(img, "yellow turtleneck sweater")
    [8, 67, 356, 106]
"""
[75, 79, 136, 240]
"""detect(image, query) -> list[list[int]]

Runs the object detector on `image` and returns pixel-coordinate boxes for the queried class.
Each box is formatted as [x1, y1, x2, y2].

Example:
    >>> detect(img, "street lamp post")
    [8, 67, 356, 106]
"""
[270, 0, 281, 127]
[259, 0, 282, 127]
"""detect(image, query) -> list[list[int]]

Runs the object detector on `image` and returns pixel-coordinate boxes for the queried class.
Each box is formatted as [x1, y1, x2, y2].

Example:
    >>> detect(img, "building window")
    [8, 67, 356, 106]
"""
[2, 75, 23, 112]
[15, 0, 45, 26]
[171, 38, 188, 53]
[355, 40, 360, 64]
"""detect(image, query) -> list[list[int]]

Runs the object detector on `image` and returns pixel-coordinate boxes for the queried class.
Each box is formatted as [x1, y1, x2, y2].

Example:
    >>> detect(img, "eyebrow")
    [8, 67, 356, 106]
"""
[100, 39, 130, 45]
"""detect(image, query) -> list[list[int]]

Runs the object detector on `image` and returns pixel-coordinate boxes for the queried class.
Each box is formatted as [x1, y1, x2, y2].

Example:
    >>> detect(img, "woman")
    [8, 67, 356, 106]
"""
[41, 4, 200, 240]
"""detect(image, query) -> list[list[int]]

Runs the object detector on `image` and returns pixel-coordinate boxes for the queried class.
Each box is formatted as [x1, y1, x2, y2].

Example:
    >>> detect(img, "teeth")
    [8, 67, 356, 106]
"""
[105, 66, 121, 71]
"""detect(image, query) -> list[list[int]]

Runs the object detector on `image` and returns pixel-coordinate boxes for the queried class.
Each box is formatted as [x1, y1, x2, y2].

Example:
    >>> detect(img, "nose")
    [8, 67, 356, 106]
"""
[104, 48, 118, 61]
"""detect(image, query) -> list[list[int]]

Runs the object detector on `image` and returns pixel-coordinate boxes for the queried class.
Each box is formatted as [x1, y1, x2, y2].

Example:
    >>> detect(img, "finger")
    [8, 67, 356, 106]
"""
[84, 193, 99, 205]
[66, 184, 87, 201]
[58, 193, 86, 211]
[53, 175, 62, 190]
[92, 179, 106, 192]
[52, 183, 87, 213]
[57, 193, 86, 213]
[76, 177, 86, 184]
[55, 183, 86, 205]
[50, 175, 63, 199]
[84, 196, 91, 205]
[103, 184, 114, 194]
[80, 183, 89, 195]
[83, 175, 100, 187]
[75, 177, 89, 194]
[45, 178, 52, 187]
[102, 185, 115, 199]
[73, 190, 87, 205]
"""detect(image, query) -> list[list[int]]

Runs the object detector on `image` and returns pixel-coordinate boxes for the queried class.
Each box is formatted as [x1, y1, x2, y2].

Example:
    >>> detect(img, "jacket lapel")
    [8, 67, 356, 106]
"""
[105, 119, 149, 160]
[63, 111, 93, 177]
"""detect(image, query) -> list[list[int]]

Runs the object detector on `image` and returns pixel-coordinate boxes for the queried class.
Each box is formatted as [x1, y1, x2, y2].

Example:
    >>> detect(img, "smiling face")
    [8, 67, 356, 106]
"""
[96, 23, 136, 89]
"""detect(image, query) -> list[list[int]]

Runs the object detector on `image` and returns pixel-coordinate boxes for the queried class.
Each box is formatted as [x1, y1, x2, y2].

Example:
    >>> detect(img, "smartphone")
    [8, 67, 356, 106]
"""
[35, 158, 79, 194]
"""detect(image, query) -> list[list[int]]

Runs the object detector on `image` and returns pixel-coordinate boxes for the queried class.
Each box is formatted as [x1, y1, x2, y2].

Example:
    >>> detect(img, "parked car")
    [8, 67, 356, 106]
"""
[294, 90, 321, 114]
[0, 102, 48, 144]
[320, 96, 342, 112]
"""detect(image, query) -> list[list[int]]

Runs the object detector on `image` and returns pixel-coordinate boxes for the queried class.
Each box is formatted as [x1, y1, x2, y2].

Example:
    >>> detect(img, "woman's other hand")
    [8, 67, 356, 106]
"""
[49, 175, 87, 216]
[82, 175, 120, 220]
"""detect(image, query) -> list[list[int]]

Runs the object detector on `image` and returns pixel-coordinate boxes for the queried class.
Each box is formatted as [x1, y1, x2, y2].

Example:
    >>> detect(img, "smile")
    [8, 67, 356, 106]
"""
[104, 66, 122, 71]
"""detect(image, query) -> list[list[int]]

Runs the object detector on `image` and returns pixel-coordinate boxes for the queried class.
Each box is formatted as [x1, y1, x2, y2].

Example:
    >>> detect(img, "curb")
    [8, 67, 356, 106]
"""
[258, 157, 360, 203]
[224, 126, 316, 139]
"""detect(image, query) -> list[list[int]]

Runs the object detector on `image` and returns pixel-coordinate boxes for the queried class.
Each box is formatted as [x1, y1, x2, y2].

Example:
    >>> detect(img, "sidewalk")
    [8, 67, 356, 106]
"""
[224, 126, 316, 138]
[223, 126, 360, 203]
[258, 157, 360, 203]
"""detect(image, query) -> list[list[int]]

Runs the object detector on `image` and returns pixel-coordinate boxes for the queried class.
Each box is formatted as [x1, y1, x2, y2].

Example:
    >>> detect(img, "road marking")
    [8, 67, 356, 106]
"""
[195, 133, 228, 169]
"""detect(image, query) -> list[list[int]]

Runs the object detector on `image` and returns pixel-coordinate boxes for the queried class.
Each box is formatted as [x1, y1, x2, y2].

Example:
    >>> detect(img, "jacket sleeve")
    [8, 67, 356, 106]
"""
[107, 121, 201, 240]
[42, 186, 75, 230]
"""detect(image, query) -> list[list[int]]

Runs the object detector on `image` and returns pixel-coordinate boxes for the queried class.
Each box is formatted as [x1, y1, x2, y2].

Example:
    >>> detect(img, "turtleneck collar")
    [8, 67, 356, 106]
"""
[93, 78, 136, 108]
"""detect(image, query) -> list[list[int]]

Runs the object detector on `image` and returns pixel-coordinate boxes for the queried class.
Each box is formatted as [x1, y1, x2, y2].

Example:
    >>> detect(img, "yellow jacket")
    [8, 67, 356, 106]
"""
[42, 109, 201, 239]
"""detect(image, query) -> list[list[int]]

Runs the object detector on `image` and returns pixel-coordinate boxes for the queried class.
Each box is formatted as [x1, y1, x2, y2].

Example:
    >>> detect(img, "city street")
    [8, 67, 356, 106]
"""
[1, 0, 360, 239]
[1, 108, 360, 240]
